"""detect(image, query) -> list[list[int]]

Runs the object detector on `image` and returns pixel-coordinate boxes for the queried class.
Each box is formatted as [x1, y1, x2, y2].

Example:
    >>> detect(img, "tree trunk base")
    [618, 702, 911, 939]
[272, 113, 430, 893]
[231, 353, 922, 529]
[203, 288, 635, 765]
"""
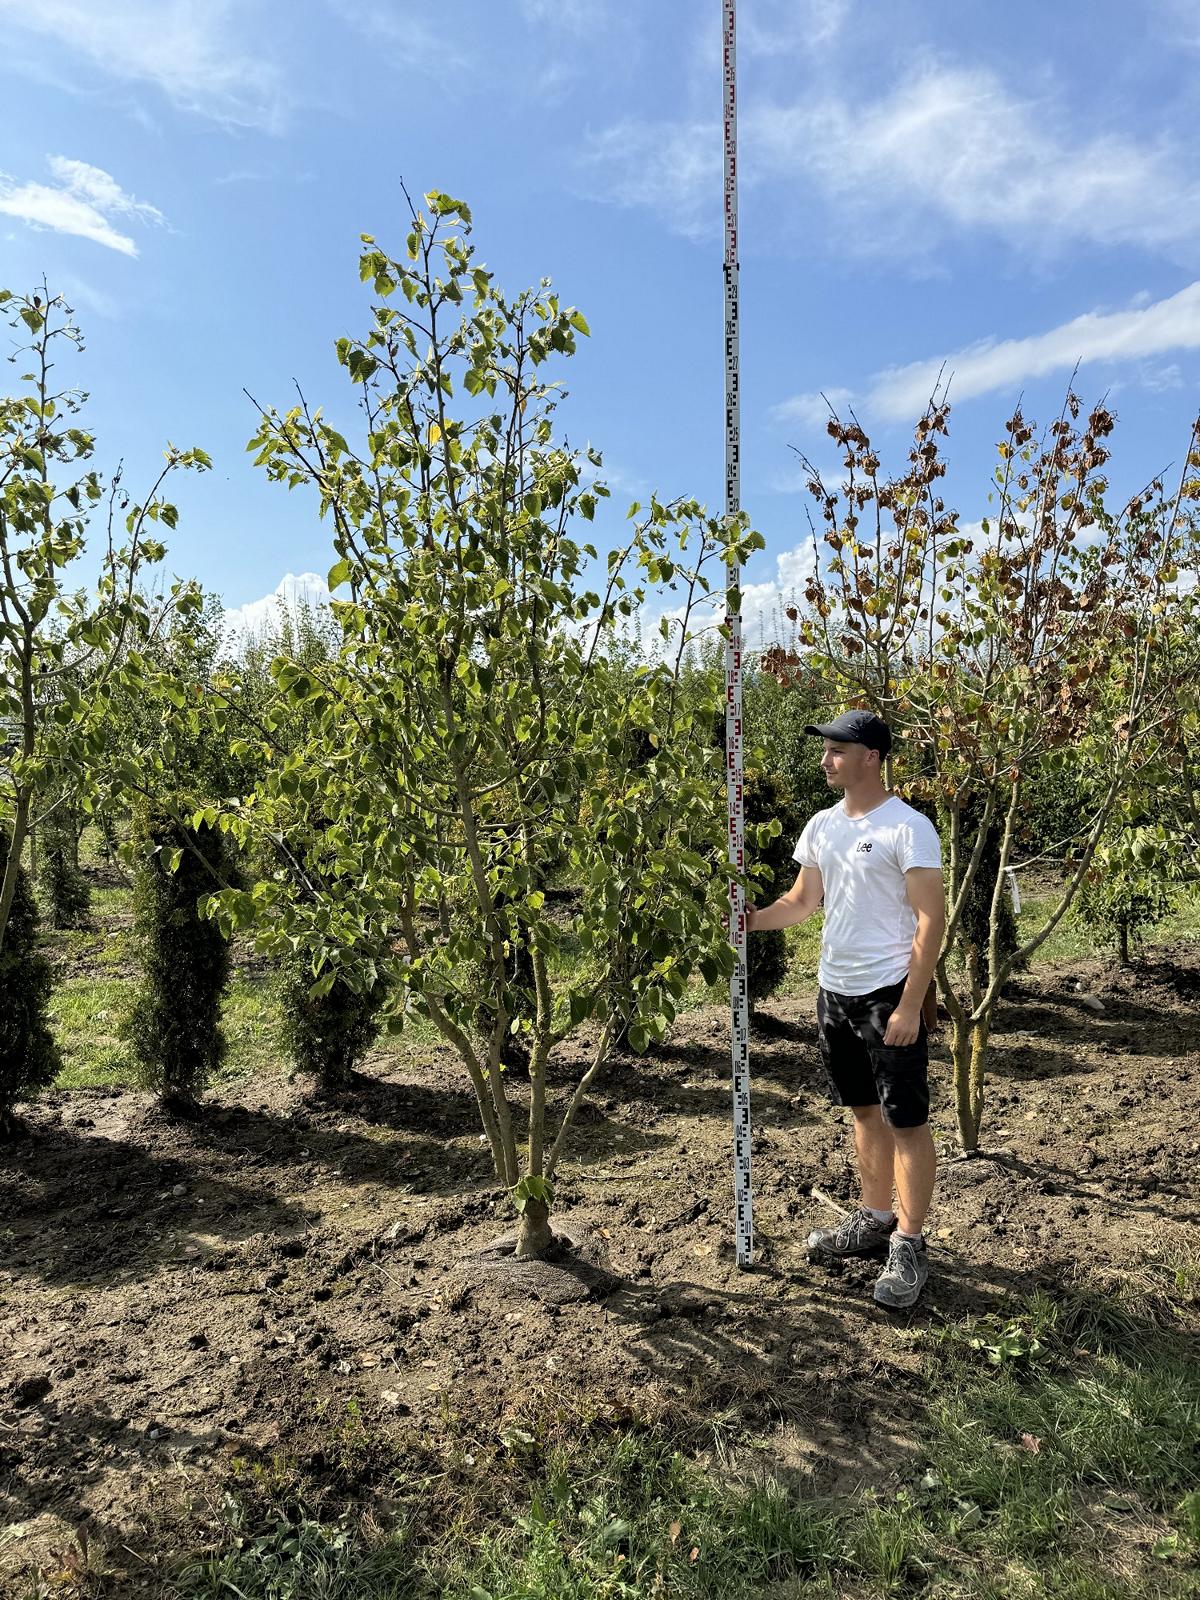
[0, 1108, 30, 1142]
[515, 1200, 554, 1259]
[305, 1068, 368, 1102]
[159, 1093, 204, 1122]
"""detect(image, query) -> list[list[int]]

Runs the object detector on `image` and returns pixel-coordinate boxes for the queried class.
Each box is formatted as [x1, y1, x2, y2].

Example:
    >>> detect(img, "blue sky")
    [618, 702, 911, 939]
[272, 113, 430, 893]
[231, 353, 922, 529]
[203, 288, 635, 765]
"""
[2, 0, 1199, 642]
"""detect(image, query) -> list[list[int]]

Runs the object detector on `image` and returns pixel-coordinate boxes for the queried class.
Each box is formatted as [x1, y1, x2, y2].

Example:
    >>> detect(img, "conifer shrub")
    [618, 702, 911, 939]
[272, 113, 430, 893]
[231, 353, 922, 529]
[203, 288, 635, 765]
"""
[279, 951, 388, 1094]
[127, 799, 232, 1112]
[1076, 833, 1176, 967]
[957, 804, 1021, 986]
[745, 769, 801, 1012]
[0, 827, 62, 1138]
[41, 804, 91, 929]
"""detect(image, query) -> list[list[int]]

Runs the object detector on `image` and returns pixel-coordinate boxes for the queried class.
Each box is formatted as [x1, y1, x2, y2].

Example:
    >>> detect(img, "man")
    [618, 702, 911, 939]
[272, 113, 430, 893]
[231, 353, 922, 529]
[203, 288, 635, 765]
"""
[746, 710, 945, 1308]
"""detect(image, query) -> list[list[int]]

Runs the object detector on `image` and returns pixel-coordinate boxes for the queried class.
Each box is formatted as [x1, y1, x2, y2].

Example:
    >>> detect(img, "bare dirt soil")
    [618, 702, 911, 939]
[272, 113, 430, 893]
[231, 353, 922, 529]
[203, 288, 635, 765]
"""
[3, 947, 1199, 1592]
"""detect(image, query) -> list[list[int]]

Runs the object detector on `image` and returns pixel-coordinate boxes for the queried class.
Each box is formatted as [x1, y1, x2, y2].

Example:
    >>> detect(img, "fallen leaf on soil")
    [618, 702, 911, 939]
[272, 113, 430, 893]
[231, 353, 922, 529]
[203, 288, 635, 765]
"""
[1020, 1433, 1041, 1453]
[669, 1521, 681, 1544]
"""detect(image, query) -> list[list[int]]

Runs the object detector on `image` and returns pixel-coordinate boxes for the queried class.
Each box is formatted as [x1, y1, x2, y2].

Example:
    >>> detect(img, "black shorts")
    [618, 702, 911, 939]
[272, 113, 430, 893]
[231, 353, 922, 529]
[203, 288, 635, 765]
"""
[816, 980, 929, 1128]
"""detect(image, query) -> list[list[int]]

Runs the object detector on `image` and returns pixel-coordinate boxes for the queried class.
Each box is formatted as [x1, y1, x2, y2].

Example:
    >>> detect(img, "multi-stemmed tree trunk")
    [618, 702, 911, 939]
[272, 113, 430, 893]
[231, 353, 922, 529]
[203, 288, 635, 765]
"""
[193, 195, 761, 1256]
[770, 396, 1200, 1152]
[0, 286, 208, 1134]
[0, 826, 61, 1137]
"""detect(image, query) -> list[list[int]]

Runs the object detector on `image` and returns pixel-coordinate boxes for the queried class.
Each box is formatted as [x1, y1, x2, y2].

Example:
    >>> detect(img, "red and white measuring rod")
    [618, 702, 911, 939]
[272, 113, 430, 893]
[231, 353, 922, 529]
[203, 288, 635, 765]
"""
[723, 0, 753, 1269]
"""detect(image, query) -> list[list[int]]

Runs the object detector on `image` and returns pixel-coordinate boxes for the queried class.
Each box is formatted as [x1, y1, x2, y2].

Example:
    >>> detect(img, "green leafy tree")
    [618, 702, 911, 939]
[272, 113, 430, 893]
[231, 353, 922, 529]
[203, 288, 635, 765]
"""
[279, 952, 388, 1094]
[775, 396, 1200, 1151]
[200, 194, 760, 1255]
[0, 824, 61, 1136]
[1076, 827, 1177, 967]
[269, 825, 389, 1094]
[742, 769, 798, 1012]
[40, 795, 91, 928]
[126, 799, 233, 1113]
[0, 286, 208, 960]
[744, 655, 833, 825]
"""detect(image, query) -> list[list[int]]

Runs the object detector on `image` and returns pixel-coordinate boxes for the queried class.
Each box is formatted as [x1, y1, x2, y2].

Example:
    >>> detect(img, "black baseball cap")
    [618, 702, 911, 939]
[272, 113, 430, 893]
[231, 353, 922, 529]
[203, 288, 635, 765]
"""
[804, 709, 892, 756]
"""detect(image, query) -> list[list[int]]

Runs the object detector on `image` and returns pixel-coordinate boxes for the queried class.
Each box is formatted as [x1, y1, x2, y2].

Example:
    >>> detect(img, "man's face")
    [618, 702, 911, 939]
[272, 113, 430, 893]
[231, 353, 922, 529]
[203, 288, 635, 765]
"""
[820, 739, 875, 787]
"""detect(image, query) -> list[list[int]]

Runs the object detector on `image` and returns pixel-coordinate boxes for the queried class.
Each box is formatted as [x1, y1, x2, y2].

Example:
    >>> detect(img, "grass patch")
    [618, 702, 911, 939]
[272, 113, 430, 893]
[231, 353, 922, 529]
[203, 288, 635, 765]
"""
[1016, 880, 1200, 968]
[1157, 885, 1200, 943]
[218, 967, 289, 1085]
[49, 967, 291, 1091]
[132, 1284, 1200, 1600]
[33, 866, 1200, 1090]
[48, 973, 137, 1089]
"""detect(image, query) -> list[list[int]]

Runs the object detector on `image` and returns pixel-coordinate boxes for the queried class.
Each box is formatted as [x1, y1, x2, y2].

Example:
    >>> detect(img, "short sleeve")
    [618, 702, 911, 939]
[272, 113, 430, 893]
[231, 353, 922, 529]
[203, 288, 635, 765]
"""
[793, 814, 819, 868]
[897, 812, 942, 873]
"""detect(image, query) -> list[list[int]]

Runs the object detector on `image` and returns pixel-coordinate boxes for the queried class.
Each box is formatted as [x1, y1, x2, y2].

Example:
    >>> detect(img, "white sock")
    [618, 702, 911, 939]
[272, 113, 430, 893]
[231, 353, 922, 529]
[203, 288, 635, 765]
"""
[897, 1229, 924, 1246]
[866, 1206, 894, 1223]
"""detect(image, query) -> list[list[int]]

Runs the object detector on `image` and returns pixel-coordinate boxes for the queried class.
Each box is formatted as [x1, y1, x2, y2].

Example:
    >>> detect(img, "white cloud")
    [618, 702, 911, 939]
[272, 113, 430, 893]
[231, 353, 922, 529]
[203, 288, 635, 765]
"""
[328, 0, 473, 73]
[772, 282, 1200, 425]
[738, 541, 818, 646]
[1139, 361, 1184, 392]
[742, 0, 852, 55]
[766, 459, 845, 495]
[0, 156, 164, 256]
[584, 60, 1200, 262]
[580, 118, 720, 239]
[1155, 0, 1200, 49]
[762, 64, 1200, 258]
[56, 274, 120, 319]
[637, 541, 816, 658]
[0, 0, 285, 130]
[861, 281, 1200, 421]
[769, 388, 853, 431]
[587, 456, 647, 499]
[520, 0, 606, 31]
[220, 572, 332, 651]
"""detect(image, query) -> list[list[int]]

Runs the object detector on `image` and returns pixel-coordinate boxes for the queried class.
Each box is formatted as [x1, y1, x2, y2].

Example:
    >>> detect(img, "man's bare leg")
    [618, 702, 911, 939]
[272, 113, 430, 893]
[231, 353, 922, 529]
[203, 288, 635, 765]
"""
[890, 1122, 936, 1236]
[851, 1105, 895, 1214]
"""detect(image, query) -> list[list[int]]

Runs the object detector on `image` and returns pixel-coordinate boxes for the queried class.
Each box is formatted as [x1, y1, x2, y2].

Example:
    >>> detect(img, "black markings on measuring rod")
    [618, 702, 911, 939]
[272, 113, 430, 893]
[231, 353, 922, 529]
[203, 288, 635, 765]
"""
[722, 0, 753, 1271]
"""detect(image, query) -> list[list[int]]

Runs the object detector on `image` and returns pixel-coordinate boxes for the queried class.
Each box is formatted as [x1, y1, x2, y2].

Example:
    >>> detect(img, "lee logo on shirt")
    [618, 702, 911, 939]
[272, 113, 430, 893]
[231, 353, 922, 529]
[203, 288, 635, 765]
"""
[856, 841, 874, 854]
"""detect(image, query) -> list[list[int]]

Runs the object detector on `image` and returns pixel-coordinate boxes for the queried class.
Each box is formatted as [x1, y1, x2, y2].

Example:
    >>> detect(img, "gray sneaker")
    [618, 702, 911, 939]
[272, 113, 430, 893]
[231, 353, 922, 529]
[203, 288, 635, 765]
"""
[807, 1207, 896, 1260]
[873, 1234, 929, 1308]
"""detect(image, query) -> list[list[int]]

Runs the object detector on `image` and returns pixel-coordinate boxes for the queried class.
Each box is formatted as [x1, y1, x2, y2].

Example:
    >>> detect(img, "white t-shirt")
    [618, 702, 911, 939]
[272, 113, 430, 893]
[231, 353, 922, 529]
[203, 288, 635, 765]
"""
[793, 795, 942, 996]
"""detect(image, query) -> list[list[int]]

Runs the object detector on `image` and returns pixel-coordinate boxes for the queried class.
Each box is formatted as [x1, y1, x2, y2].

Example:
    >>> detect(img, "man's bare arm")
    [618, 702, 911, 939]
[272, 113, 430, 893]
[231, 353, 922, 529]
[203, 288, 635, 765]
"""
[883, 867, 946, 1046]
[746, 866, 823, 932]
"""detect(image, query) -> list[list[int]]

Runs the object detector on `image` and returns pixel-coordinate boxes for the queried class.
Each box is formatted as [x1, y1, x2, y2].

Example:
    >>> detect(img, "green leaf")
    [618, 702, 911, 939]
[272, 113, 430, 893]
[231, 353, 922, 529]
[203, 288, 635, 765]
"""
[511, 1174, 555, 1213]
[568, 992, 591, 1026]
[327, 557, 352, 591]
